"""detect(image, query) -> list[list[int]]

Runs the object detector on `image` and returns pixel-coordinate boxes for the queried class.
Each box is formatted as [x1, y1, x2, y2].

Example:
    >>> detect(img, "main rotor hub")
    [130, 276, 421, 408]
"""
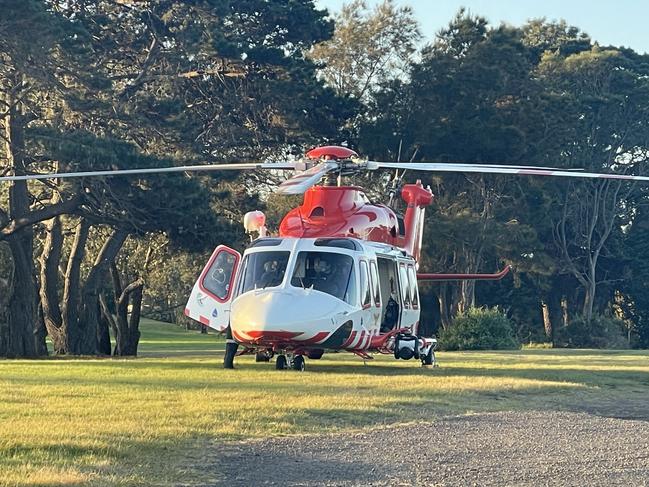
[306, 146, 358, 161]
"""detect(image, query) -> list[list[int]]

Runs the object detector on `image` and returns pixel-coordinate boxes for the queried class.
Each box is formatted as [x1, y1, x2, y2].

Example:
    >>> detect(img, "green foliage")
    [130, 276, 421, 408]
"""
[439, 307, 519, 351]
[621, 204, 649, 348]
[554, 315, 628, 349]
[311, 0, 421, 101]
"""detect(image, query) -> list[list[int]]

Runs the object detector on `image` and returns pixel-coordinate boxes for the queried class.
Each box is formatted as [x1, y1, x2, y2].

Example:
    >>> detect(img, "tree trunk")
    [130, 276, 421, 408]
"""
[0, 243, 12, 356]
[125, 283, 143, 356]
[78, 229, 128, 354]
[561, 296, 569, 327]
[436, 283, 452, 330]
[582, 279, 596, 323]
[6, 233, 38, 357]
[97, 300, 112, 356]
[61, 220, 90, 354]
[541, 302, 552, 340]
[35, 304, 48, 356]
[39, 215, 65, 353]
[107, 263, 144, 356]
[2, 87, 39, 358]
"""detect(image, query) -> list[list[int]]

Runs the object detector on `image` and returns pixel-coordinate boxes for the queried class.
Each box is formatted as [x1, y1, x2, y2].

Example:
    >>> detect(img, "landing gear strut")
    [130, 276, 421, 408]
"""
[223, 327, 238, 369]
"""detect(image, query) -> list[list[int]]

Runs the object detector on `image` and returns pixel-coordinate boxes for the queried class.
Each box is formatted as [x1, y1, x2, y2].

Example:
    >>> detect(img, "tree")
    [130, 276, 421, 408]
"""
[1, 0, 349, 357]
[621, 203, 649, 346]
[360, 12, 545, 328]
[537, 47, 649, 321]
[0, 0, 95, 357]
[310, 0, 421, 102]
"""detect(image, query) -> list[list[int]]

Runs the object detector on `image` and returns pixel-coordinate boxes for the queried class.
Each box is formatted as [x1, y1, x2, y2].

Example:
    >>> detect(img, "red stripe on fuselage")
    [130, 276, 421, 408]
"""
[245, 331, 303, 340]
[342, 331, 357, 348]
[232, 329, 330, 350]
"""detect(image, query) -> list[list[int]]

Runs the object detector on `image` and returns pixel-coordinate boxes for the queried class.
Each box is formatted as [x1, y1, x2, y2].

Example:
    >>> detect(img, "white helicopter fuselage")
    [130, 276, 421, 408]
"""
[185, 237, 423, 356]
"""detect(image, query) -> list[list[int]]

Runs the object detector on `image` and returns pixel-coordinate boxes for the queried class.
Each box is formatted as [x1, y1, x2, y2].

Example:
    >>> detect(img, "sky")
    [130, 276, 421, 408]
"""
[316, 0, 649, 54]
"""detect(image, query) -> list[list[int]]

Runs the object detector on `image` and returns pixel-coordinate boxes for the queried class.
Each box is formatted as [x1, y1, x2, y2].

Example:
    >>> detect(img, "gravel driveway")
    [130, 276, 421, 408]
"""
[203, 411, 649, 486]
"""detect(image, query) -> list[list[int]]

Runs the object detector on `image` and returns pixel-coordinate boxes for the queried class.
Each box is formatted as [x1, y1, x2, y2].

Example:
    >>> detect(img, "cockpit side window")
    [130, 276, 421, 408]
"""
[236, 251, 290, 296]
[408, 264, 419, 308]
[399, 263, 411, 308]
[359, 260, 371, 309]
[291, 251, 356, 304]
[202, 250, 237, 300]
[370, 261, 381, 307]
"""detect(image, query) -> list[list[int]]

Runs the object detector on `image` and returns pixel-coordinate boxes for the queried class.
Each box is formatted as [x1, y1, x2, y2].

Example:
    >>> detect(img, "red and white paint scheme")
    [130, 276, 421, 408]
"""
[185, 146, 508, 370]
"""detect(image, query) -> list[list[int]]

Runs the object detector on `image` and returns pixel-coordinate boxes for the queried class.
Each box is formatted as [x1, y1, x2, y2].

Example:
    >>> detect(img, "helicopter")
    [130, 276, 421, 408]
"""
[3, 145, 649, 370]
[180, 145, 647, 371]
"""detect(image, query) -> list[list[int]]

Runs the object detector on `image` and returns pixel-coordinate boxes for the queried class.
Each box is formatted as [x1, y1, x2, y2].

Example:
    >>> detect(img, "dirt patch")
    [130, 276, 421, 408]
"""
[198, 411, 649, 486]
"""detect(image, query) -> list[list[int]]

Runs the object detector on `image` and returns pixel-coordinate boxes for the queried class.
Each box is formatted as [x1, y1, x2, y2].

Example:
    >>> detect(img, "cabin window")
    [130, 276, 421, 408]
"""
[249, 238, 283, 248]
[291, 251, 356, 304]
[202, 250, 238, 300]
[359, 261, 371, 308]
[407, 265, 419, 308]
[236, 251, 290, 295]
[314, 238, 360, 250]
[399, 264, 410, 308]
[370, 261, 381, 307]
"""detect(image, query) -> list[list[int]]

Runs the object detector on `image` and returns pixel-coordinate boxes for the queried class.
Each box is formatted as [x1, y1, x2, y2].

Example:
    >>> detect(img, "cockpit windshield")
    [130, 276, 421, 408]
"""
[291, 251, 356, 304]
[237, 251, 290, 295]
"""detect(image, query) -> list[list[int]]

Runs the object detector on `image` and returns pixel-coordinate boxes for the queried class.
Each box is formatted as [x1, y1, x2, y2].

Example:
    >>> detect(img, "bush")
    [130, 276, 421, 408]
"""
[554, 314, 628, 349]
[439, 307, 519, 351]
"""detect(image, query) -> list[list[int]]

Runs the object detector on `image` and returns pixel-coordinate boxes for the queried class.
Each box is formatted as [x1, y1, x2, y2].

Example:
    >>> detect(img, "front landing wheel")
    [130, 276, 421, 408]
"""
[291, 355, 305, 371]
[276, 355, 287, 370]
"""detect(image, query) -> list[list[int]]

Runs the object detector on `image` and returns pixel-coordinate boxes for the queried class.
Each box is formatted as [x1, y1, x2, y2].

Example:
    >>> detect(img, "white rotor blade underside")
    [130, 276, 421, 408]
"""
[374, 162, 649, 183]
[277, 162, 339, 194]
[0, 162, 296, 183]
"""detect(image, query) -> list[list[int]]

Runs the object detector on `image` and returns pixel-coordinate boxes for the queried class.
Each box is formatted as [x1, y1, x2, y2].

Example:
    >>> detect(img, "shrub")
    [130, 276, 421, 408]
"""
[439, 307, 519, 351]
[554, 314, 628, 349]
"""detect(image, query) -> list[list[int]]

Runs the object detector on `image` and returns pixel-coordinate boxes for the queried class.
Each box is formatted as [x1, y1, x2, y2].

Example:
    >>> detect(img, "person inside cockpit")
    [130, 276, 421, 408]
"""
[382, 277, 400, 332]
[258, 258, 285, 289]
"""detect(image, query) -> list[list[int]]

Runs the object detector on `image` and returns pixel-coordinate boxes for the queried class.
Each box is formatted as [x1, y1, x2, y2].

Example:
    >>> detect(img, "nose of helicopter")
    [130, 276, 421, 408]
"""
[230, 288, 342, 344]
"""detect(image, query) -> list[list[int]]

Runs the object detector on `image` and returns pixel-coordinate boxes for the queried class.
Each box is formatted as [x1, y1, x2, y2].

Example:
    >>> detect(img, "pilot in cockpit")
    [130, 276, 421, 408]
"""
[258, 258, 285, 289]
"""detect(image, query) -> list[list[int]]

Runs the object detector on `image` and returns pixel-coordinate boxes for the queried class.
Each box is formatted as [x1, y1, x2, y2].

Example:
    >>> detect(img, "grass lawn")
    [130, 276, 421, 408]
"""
[1, 318, 648, 486]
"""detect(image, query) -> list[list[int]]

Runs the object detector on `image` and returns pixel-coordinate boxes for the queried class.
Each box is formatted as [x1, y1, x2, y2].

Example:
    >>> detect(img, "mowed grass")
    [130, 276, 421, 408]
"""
[1, 319, 649, 486]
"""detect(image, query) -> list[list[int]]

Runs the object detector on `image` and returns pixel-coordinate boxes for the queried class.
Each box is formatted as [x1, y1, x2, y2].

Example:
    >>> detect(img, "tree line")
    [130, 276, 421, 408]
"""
[1, 1, 648, 358]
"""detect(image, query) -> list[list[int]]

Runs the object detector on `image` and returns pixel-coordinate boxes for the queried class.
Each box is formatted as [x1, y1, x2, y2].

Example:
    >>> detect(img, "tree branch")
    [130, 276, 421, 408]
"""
[0, 193, 84, 240]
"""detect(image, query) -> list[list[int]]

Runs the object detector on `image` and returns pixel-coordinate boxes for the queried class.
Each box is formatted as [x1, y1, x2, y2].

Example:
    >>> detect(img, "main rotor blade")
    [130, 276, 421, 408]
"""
[465, 164, 583, 171]
[373, 162, 649, 183]
[277, 162, 339, 194]
[0, 162, 296, 182]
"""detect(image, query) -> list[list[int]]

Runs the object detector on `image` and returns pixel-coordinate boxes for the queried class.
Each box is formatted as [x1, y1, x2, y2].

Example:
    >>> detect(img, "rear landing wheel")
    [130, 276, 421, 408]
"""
[291, 355, 305, 371]
[275, 355, 287, 370]
[422, 347, 435, 366]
